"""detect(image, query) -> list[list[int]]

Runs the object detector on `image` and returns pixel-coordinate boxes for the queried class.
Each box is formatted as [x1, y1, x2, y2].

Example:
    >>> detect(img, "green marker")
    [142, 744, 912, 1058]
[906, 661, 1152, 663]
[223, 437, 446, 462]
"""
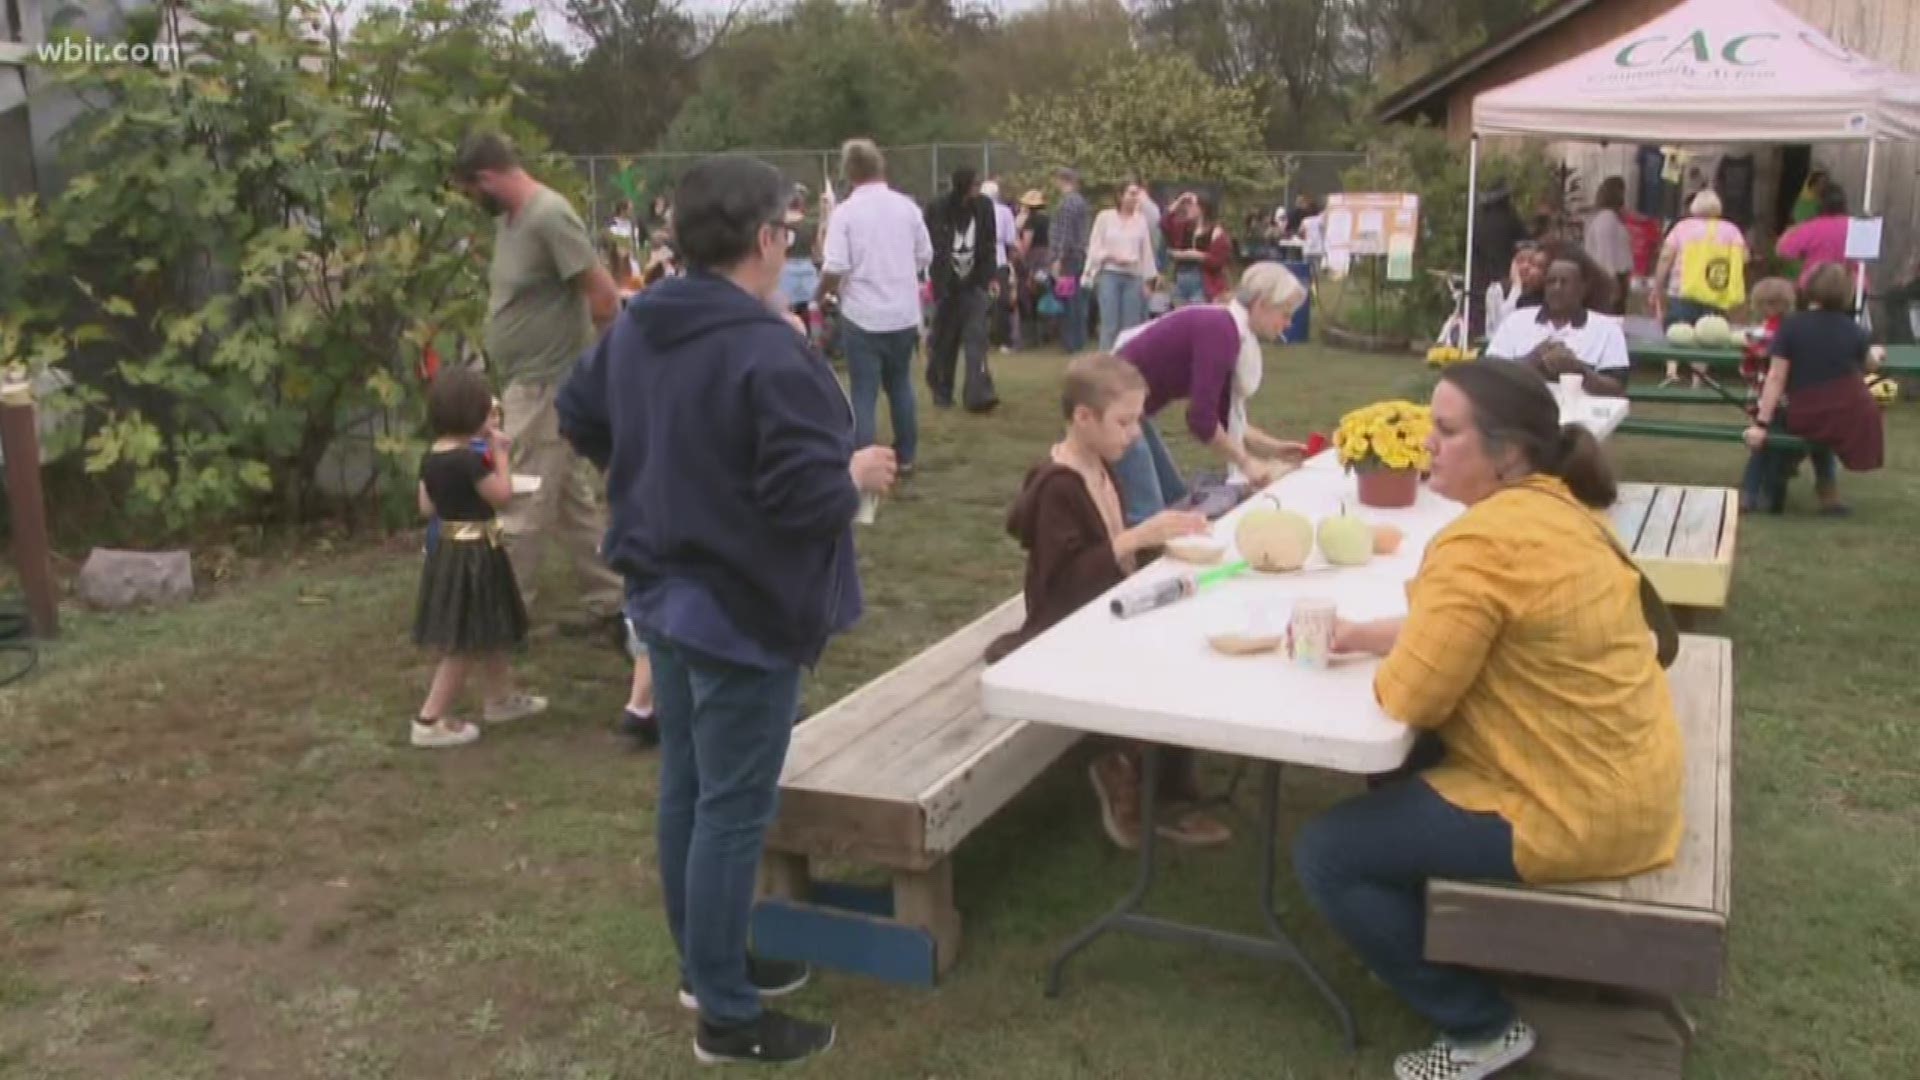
[1196, 560, 1251, 589]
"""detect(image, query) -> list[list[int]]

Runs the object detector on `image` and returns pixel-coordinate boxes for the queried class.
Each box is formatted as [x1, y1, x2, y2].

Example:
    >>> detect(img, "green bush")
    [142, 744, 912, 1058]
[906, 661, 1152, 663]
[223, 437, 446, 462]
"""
[0, 0, 561, 531]
[1336, 125, 1555, 341]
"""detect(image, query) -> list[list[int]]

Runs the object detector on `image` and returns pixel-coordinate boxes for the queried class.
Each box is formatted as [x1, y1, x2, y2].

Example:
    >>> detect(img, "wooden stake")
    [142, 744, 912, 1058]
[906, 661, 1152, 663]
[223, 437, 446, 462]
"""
[0, 368, 58, 638]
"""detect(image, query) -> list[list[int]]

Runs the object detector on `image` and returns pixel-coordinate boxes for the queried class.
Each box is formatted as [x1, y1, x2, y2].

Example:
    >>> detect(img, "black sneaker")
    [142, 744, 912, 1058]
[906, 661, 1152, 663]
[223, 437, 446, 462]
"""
[679, 956, 810, 1010]
[694, 1009, 834, 1065]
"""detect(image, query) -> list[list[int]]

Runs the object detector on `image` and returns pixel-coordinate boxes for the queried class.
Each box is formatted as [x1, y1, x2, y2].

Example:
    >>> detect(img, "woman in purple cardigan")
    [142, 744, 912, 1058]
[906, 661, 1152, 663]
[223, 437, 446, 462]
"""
[1110, 262, 1311, 525]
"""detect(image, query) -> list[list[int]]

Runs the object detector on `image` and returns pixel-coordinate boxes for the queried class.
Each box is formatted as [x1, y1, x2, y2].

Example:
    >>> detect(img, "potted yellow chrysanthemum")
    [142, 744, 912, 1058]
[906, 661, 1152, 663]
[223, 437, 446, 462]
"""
[1334, 400, 1434, 509]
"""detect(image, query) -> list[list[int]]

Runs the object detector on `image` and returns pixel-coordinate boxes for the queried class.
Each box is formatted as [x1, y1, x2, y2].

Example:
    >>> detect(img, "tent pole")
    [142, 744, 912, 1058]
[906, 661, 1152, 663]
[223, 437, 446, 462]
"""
[1463, 135, 1480, 347]
[1855, 138, 1878, 321]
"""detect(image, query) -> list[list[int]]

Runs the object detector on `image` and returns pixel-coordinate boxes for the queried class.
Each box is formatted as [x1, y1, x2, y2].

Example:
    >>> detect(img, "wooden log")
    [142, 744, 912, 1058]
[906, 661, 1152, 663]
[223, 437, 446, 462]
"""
[759, 851, 811, 902]
[892, 859, 962, 976]
[1508, 980, 1693, 1080]
[0, 372, 58, 638]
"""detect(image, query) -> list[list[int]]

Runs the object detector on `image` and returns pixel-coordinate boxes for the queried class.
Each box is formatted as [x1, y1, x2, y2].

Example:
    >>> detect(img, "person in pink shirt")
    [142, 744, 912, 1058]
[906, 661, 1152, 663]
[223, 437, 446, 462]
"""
[1652, 190, 1747, 385]
[1776, 182, 1857, 292]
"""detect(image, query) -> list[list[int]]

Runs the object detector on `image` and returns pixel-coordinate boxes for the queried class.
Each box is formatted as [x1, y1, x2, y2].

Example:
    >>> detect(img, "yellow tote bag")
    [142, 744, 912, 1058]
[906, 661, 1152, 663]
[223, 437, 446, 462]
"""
[1679, 231, 1745, 310]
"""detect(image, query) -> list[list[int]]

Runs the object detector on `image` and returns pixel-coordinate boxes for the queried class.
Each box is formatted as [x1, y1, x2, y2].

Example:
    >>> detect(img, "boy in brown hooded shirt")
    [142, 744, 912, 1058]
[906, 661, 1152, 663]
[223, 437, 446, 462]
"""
[986, 353, 1230, 849]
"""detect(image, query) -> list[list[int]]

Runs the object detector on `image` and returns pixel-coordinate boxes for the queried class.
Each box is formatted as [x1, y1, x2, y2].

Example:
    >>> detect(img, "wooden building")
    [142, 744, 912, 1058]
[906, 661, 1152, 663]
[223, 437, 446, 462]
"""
[1378, 0, 1920, 292]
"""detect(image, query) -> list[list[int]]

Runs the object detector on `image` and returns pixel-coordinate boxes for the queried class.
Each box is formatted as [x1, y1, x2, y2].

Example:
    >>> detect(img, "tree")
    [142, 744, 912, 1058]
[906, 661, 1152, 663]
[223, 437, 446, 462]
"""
[948, 0, 1135, 138]
[664, 0, 957, 151]
[1135, 0, 1560, 147]
[516, 0, 739, 154]
[994, 51, 1272, 193]
[0, 0, 561, 529]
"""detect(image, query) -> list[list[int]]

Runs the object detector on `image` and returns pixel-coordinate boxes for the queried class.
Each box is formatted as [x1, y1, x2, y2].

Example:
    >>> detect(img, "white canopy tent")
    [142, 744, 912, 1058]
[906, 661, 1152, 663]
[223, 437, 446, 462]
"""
[1462, 0, 1920, 319]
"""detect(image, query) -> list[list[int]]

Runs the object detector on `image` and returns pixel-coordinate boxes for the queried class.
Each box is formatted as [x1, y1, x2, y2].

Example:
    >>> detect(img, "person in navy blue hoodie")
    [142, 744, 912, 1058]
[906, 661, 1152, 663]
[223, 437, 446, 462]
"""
[557, 155, 897, 1066]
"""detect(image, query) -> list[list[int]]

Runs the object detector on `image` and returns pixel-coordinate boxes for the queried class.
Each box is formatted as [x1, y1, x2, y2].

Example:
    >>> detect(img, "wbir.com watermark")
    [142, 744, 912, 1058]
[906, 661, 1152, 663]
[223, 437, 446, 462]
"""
[30, 39, 182, 65]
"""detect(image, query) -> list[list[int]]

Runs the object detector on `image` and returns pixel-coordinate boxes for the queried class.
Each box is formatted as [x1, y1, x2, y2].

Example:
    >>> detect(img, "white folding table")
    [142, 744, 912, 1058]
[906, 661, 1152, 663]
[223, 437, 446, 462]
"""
[979, 393, 1625, 1047]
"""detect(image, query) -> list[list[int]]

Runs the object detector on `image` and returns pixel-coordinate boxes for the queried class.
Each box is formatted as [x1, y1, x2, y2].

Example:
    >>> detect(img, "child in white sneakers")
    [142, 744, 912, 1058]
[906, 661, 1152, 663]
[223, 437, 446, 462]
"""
[410, 368, 544, 748]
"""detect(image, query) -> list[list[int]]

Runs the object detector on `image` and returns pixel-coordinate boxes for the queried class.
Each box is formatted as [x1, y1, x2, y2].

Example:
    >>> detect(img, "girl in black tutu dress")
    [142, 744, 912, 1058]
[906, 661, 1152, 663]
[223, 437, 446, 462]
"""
[411, 368, 543, 749]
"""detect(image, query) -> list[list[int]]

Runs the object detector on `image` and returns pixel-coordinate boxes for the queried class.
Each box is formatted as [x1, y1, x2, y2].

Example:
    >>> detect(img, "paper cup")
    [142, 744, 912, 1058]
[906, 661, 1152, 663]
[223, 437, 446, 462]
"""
[1559, 373, 1584, 398]
[856, 492, 880, 525]
[1286, 597, 1337, 670]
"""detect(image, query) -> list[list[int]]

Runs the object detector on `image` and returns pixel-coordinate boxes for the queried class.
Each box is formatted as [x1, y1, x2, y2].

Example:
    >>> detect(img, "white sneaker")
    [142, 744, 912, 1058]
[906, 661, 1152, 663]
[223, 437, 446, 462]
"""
[1393, 1020, 1536, 1080]
[411, 718, 480, 749]
[483, 693, 548, 724]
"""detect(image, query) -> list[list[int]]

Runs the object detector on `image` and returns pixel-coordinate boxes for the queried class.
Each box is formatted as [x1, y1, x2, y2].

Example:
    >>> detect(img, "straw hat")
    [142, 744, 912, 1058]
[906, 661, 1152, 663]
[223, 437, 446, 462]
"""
[1020, 189, 1046, 208]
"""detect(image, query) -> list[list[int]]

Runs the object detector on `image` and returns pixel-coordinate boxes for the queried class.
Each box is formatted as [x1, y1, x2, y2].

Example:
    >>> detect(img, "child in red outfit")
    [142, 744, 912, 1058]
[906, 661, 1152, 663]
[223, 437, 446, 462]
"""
[1739, 278, 1796, 512]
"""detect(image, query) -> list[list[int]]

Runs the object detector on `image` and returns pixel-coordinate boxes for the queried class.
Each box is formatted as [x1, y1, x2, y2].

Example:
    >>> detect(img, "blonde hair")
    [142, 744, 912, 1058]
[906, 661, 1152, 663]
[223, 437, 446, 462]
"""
[1234, 261, 1307, 313]
[1804, 263, 1854, 310]
[1061, 353, 1147, 420]
[1689, 189, 1723, 218]
[1750, 277, 1796, 317]
[841, 139, 885, 184]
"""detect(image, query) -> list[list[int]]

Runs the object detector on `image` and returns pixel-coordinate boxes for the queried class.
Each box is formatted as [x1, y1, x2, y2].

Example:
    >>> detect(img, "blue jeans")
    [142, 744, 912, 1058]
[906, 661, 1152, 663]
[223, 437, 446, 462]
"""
[1173, 266, 1206, 306]
[1294, 774, 1521, 1043]
[1663, 297, 1724, 328]
[1061, 255, 1090, 353]
[647, 635, 803, 1026]
[842, 322, 920, 467]
[1096, 270, 1148, 352]
[1112, 418, 1188, 527]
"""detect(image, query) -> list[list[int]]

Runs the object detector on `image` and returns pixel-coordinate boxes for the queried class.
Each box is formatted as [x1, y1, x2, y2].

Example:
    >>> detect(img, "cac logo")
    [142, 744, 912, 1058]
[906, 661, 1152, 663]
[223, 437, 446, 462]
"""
[1616, 30, 1778, 67]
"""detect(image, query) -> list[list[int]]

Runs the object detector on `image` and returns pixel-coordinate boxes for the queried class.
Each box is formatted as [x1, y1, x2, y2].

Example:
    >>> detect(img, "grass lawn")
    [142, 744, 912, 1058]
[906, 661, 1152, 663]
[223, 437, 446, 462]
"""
[2, 344, 1917, 1079]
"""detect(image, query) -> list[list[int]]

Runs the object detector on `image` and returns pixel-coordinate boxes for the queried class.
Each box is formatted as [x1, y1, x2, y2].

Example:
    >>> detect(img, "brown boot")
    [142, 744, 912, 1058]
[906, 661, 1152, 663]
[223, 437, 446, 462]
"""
[1815, 480, 1852, 517]
[1156, 808, 1233, 847]
[1089, 751, 1143, 850]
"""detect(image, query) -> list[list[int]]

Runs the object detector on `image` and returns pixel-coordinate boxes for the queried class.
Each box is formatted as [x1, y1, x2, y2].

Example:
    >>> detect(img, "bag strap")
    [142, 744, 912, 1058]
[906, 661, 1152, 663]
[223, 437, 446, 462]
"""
[1519, 485, 1681, 668]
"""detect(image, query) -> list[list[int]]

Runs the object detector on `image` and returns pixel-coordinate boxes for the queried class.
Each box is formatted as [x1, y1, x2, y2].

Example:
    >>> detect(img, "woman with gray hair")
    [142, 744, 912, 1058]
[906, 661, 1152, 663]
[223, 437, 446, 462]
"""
[1109, 261, 1311, 525]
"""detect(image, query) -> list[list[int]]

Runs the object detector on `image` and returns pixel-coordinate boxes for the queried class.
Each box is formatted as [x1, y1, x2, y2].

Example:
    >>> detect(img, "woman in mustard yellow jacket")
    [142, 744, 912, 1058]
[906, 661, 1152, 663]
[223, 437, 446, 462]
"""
[1295, 360, 1683, 1080]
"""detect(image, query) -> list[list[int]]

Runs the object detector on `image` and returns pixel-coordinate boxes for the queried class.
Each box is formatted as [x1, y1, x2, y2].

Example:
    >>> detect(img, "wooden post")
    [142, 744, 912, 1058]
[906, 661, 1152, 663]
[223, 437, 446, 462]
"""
[0, 368, 58, 638]
[892, 859, 962, 976]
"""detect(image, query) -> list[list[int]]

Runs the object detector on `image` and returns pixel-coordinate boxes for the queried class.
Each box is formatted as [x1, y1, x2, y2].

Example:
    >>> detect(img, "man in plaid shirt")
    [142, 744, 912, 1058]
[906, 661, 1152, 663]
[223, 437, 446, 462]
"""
[1050, 167, 1093, 353]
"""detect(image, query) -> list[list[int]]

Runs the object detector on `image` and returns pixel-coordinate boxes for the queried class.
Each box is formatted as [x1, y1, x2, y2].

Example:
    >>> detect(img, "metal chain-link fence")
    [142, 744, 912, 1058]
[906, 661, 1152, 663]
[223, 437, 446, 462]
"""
[556, 144, 1366, 236]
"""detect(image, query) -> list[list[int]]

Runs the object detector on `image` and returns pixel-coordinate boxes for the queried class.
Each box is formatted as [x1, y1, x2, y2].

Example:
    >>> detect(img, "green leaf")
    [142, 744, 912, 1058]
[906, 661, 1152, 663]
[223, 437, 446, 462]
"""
[103, 297, 137, 318]
[237, 461, 273, 492]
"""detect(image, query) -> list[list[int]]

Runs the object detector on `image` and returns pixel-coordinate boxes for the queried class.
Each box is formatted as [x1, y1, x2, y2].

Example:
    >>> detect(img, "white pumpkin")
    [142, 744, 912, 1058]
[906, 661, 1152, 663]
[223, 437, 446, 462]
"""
[1235, 501, 1314, 572]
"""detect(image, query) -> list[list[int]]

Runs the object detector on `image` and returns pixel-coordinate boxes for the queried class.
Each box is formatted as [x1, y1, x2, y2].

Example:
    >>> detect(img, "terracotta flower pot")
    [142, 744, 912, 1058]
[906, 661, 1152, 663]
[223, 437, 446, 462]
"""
[1356, 467, 1419, 509]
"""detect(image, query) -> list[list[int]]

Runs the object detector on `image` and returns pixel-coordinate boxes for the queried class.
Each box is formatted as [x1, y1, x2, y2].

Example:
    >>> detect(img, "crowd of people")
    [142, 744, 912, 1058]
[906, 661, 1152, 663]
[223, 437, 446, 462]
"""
[401, 131, 1863, 1078]
[1476, 171, 1887, 516]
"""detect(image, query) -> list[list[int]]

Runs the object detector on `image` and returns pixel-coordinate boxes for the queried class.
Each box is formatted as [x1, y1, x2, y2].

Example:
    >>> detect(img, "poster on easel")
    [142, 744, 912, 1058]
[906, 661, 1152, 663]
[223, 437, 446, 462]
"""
[1324, 193, 1420, 260]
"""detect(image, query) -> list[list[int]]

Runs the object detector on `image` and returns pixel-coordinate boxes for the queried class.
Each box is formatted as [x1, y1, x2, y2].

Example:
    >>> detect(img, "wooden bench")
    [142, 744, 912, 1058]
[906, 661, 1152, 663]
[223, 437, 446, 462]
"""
[1631, 341, 1920, 377]
[1425, 634, 1733, 1080]
[750, 596, 1079, 985]
[1608, 483, 1739, 620]
[1616, 416, 1809, 452]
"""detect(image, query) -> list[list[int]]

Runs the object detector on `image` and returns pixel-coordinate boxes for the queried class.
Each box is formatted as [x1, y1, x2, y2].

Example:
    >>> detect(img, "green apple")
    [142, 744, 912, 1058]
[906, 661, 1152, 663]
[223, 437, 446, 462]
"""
[1316, 512, 1374, 566]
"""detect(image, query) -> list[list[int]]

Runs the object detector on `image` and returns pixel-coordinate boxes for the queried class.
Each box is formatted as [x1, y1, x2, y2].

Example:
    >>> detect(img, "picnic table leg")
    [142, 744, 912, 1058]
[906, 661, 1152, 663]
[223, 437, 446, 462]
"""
[1044, 744, 1165, 998]
[1041, 750, 1362, 1053]
[1257, 763, 1358, 1052]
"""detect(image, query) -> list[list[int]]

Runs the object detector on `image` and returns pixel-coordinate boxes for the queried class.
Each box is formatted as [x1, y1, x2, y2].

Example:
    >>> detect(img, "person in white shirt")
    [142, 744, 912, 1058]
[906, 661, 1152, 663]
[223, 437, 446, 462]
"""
[819, 139, 934, 473]
[1585, 177, 1635, 316]
[981, 179, 1020, 350]
[1083, 181, 1159, 351]
[1485, 248, 1630, 396]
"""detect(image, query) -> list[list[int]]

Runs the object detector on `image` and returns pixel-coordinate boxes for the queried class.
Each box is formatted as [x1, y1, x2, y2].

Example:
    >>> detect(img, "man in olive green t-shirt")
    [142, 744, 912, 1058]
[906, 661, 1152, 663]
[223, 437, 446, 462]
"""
[453, 133, 623, 621]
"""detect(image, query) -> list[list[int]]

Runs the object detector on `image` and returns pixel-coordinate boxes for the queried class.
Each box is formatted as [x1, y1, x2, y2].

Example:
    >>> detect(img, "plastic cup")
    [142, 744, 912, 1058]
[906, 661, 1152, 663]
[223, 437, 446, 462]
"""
[1286, 597, 1337, 670]
[1559, 373, 1584, 400]
[856, 492, 880, 525]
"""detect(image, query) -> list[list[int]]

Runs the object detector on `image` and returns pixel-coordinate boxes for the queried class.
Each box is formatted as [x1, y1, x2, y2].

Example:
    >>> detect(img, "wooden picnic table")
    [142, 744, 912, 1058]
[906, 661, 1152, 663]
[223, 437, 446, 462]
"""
[1630, 341, 1920, 376]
